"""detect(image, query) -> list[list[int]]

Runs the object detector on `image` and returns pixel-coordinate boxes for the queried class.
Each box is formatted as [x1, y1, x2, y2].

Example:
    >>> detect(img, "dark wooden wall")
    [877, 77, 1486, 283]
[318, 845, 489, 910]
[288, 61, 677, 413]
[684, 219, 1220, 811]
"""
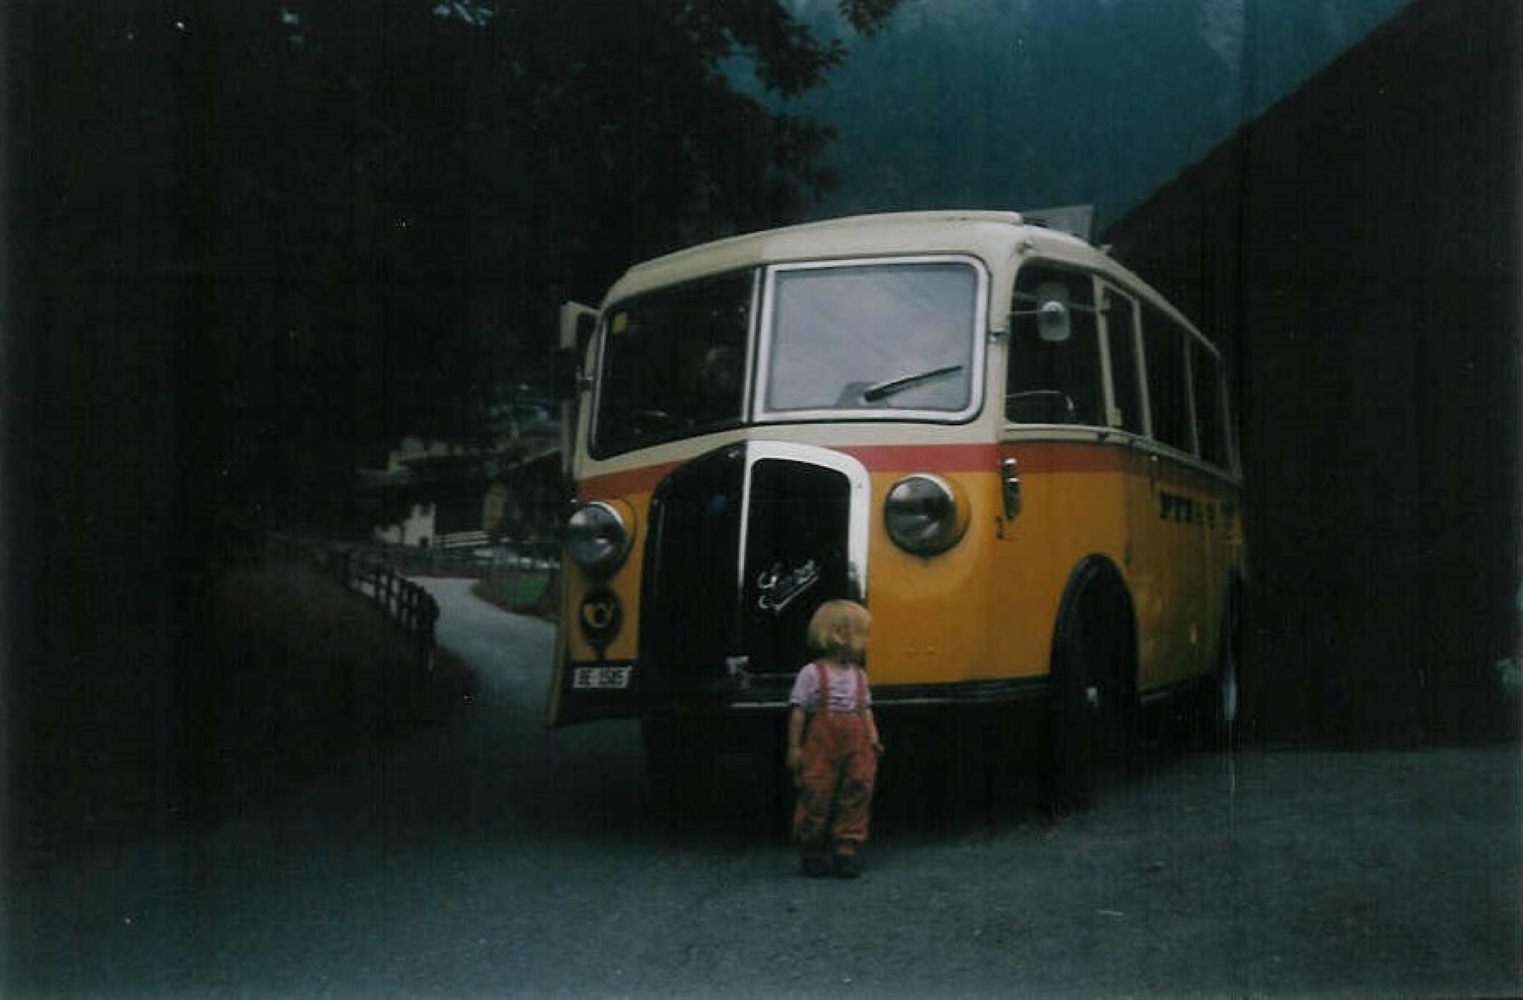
[1104, 0, 1521, 744]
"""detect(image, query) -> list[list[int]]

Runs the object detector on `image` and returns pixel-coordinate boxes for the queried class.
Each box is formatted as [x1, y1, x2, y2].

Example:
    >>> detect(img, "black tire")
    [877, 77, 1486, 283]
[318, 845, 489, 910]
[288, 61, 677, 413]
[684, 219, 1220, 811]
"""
[1046, 561, 1136, 815]
[1048, 618, 1096, 813]
[1199, 584, 1243, 749]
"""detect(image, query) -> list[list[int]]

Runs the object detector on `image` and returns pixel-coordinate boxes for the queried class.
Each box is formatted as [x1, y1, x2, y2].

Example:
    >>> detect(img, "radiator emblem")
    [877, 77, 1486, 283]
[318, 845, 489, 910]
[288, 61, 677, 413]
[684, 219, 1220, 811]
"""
[755, 559, 820, 616]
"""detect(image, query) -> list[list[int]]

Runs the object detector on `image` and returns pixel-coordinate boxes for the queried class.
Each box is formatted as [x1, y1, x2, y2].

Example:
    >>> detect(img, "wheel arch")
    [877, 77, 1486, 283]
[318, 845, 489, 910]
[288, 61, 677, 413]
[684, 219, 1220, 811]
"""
[1050, 554, 1139, 692]
[1043, 553, 1139, 813]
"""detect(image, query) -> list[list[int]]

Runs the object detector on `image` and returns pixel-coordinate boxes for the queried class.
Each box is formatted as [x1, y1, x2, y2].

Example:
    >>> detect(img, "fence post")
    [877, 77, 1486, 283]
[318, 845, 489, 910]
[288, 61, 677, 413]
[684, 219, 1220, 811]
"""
[262, 535, 441, 686]
[419, 598, 438, 674]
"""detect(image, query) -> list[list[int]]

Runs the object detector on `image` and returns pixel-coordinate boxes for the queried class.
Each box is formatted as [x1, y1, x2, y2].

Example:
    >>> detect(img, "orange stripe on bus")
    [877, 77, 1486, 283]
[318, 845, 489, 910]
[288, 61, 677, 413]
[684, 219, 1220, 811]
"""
[576, 440, 1171, 500]
[1008, 441, 1144, 475]
[578, 462, 680, 499]
[837, 443, 1000, 471]
[1010, 441, 1236, 490]
[841, 441, 1154, 475]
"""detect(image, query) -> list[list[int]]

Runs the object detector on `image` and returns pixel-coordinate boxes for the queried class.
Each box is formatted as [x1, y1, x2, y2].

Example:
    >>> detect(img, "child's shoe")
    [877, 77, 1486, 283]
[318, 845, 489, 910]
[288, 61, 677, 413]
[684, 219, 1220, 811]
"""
[831, 853, 860, 879]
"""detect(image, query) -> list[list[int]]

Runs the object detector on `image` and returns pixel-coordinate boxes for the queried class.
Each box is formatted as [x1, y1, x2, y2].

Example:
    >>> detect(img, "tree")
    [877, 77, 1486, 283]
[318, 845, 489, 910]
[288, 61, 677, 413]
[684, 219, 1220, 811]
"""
[15, 0, 901, 536]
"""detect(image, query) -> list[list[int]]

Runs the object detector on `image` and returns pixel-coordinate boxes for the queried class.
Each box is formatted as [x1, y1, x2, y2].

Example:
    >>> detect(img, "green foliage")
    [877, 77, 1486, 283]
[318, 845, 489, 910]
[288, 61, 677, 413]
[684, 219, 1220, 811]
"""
[797, 0, 1410, 224]
[472, 566, 556, 619]
[18, 0, 900, 534]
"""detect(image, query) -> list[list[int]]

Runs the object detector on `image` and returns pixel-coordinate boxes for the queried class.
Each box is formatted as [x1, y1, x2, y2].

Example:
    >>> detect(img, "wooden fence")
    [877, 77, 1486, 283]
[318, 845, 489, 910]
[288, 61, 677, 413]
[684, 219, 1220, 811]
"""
[265, 534, 440, 674]
[351, 535, 560, 581]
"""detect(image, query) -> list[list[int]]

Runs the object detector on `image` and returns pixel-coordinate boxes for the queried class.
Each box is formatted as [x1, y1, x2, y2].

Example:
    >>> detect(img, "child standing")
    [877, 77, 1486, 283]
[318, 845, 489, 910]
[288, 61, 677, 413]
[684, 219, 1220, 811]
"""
[786, 599, 884, 878]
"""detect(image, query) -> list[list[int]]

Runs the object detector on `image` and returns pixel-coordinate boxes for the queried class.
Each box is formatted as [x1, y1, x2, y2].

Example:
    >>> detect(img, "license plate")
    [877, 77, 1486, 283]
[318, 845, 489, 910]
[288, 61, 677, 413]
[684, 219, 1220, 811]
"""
[572, 665, 633, 690]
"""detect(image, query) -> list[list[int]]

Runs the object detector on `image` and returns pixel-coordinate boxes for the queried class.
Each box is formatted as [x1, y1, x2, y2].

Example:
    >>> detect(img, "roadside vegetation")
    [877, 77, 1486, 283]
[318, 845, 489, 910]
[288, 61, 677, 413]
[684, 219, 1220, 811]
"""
[22, 560, 478, 850]
[471, 565, 559, 621]
[194, 560, 478, 803]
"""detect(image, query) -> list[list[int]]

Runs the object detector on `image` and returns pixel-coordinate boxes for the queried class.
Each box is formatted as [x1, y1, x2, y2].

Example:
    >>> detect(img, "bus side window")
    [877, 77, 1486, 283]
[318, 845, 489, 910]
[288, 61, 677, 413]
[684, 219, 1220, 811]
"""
[1141, 302, 1194, 454]
[1007, 266, 1102, 425]
[1192, 341, 1230, 468]
[1102, 287, 1145, 434]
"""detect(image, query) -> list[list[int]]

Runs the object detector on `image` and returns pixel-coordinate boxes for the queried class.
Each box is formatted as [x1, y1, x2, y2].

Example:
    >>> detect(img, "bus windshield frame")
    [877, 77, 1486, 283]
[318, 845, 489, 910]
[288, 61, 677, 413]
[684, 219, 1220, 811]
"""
[588, 255, 988, 459]
[589, 269, 757, 459]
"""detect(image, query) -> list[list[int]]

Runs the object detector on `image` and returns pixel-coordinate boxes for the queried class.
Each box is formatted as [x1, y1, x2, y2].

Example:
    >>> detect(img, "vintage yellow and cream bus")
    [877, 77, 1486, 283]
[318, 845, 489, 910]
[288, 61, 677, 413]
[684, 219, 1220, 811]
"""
[547, 210, 1244, 807]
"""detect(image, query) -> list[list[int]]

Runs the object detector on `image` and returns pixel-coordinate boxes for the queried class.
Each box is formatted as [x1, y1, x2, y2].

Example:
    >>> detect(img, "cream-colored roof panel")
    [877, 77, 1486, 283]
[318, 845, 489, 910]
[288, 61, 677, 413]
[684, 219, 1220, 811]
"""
[601, 210, 1095, 304]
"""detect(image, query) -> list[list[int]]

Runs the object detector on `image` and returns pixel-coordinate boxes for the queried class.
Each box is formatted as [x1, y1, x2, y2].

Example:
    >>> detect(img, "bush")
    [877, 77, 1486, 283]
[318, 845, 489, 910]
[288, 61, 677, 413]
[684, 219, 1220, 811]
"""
[472, 565, 558, 619]
[192, 560, 475, 806]
[16, 559, 477, 849]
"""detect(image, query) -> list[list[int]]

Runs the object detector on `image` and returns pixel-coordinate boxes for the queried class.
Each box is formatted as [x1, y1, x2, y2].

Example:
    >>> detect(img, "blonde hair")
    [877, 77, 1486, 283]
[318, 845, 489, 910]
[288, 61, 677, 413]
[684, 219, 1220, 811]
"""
[806, 599, 871, 658]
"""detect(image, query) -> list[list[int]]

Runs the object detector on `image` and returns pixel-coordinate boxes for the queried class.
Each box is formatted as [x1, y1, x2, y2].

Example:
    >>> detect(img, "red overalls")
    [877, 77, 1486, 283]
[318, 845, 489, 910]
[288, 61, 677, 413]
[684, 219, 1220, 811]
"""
[792, 662, 877, 856]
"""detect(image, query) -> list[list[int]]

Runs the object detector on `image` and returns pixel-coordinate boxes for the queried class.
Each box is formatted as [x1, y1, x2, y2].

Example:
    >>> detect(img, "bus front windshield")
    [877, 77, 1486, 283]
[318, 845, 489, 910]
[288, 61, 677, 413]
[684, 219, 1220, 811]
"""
[763, 260, 978, 417]
[590, 259, 981, 458]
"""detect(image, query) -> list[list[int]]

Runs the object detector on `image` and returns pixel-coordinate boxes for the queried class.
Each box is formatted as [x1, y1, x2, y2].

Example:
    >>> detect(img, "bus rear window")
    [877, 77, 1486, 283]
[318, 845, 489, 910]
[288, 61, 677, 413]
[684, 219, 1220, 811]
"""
[1193, 341, 1230, 468]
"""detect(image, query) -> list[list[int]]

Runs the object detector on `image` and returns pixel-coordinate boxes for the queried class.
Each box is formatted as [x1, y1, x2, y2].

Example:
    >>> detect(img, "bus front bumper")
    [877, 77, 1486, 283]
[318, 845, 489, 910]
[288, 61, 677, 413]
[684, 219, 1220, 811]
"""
[552, 660, 1051, 727]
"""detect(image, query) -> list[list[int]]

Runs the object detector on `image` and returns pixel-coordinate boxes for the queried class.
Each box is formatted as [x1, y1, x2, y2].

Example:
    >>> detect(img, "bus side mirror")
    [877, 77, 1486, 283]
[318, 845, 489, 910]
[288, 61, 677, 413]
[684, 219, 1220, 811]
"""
[1010, 298, 1072, 344]
[552, 346, 587, 398]
[1034, 300, 1071, 343]
[557, 302, 599, 397]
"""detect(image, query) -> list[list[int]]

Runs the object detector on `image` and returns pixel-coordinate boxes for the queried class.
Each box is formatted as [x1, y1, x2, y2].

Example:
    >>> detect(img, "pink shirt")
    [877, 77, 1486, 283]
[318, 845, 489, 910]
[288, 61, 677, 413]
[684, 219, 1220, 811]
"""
[789, 661, 871, 713]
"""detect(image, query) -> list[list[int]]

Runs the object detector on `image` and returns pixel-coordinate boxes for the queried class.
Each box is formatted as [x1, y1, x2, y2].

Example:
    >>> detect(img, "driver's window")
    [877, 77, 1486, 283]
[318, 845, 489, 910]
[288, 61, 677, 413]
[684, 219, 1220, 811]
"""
[1006, 265, 1101, 425]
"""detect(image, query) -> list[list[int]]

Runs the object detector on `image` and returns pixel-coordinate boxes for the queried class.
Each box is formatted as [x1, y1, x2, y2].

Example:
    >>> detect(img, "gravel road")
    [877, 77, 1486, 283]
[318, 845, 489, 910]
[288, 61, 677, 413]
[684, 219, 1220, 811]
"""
[8, 579, 1520, 998]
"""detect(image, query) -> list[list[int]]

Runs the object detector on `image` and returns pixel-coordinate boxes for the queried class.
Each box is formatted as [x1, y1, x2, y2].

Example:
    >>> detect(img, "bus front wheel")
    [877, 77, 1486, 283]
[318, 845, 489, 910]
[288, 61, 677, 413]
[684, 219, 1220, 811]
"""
[1046, 561, 1136, 815]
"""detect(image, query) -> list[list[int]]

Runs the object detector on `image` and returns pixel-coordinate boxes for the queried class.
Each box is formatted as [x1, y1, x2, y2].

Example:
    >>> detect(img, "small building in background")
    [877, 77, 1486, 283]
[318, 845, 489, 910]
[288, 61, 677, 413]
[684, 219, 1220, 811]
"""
[358, 406, 564, 554]
[481, 444, 564, 557]
[358, 436, 495, 548]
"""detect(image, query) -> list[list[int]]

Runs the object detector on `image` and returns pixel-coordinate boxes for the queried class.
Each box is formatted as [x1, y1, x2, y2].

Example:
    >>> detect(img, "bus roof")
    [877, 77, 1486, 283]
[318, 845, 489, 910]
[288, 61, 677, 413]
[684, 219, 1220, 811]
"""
[604, 210, 1100, 305]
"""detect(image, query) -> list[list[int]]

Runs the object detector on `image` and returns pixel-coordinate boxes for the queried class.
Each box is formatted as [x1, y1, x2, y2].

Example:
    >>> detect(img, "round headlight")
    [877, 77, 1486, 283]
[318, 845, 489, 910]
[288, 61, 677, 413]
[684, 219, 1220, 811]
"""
[566, 501, 632, 576]
[884, 474, 968, 556]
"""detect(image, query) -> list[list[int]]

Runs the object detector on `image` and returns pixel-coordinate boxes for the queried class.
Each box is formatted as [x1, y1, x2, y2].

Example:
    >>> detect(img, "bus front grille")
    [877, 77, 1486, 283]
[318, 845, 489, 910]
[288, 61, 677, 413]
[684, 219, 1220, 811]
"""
[640, 443, 862, 701]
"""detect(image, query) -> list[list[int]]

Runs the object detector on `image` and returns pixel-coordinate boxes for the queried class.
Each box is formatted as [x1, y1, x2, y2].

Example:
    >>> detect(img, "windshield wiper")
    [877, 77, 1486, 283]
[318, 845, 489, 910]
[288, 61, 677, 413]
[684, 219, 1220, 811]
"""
[860, 364, 965, 403]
